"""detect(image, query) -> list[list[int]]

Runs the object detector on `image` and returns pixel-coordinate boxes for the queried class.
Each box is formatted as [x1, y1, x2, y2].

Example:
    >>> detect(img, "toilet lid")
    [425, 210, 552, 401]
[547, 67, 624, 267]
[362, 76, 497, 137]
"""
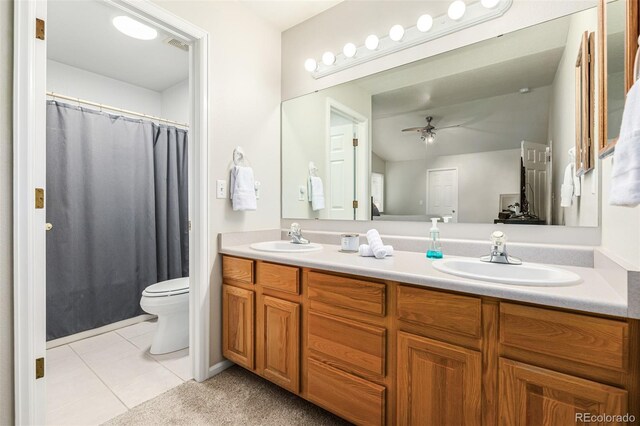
[143, 277, 189, 297]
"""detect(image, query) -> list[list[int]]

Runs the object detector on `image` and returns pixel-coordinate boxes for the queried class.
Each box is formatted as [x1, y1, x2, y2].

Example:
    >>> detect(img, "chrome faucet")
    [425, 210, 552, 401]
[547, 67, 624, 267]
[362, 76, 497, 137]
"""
[288, 223, 309, 244]
[480, 231, 521, 265]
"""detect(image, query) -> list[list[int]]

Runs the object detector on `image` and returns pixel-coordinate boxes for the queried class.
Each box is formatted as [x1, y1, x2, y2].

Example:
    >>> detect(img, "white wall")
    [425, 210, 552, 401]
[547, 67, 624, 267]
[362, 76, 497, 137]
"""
[282, 83, 371, 219]
[384, 149, 521, 222]
[547, 7, 599, 227]
[149, 0, 282, 366]
[161, 79, 189, 124]
[47, 60, 163, 118]
[0, 0, 14, 422]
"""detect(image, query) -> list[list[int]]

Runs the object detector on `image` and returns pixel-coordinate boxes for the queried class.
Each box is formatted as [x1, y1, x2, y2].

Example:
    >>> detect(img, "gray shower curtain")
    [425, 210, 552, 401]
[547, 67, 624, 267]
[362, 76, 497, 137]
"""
[46, 101, 189, 340]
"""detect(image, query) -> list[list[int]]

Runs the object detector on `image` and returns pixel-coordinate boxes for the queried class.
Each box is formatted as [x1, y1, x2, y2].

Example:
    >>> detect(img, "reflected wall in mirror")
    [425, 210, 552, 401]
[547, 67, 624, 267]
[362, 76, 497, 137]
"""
[598, 0, 630, 157]
[282, 6, 600, 227]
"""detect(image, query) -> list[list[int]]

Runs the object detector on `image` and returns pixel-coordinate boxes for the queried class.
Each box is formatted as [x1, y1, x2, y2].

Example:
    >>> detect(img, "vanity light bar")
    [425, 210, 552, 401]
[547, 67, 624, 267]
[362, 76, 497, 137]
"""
[307, 0, 513, 79]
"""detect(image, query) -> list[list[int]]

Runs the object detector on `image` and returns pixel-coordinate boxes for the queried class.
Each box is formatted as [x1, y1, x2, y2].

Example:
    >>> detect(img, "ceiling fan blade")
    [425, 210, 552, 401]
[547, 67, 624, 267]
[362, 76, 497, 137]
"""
[436, 124, 462, 130]
[401, 127, 425, 132]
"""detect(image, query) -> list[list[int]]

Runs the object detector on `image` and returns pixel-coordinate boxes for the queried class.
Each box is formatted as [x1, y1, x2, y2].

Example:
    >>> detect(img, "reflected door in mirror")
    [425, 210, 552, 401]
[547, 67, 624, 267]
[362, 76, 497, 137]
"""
[427, 168, 458, 223]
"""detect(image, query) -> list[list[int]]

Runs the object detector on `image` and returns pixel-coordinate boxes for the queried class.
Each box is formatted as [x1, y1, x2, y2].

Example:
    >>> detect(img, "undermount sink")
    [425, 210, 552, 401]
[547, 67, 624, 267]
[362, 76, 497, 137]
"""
[432, 258, 581, 287]
[250, 240, 323, 253]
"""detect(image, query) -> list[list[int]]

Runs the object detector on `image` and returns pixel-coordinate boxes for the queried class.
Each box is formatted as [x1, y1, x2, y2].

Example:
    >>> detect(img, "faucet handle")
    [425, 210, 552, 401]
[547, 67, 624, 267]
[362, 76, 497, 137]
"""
[290, 223, 301, 234]
[490, 230, 506, 247]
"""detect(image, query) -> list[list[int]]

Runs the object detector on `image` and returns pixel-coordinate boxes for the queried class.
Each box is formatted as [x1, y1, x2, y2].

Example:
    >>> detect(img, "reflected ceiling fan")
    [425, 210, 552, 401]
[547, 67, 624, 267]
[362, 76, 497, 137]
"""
[402, 116, 461, 144]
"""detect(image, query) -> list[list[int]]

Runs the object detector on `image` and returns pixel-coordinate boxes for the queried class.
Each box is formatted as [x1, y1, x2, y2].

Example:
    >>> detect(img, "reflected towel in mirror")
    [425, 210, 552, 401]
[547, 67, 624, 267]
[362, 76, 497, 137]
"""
[309, 176, 325, 211]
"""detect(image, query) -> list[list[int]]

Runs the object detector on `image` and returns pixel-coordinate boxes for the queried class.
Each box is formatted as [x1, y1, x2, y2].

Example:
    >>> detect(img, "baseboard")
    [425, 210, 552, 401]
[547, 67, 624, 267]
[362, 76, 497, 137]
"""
[46, 314, 157, 349]
[207, 359, 234, 379]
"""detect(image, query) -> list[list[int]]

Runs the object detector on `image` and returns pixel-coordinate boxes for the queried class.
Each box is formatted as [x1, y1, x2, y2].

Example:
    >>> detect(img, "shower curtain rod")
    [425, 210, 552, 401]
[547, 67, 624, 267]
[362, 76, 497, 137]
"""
[46, 91, 190, 128]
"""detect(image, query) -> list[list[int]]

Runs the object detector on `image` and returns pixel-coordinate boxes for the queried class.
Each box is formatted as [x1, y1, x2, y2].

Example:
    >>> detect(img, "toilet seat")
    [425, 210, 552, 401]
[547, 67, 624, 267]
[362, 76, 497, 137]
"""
[142, 277, 189, 297]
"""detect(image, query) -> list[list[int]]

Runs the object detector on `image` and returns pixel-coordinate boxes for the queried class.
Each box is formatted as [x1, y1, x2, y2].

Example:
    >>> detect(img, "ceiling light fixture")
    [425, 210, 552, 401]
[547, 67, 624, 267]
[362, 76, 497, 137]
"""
[343, 43, 357, 58]
[416, 14, 433, 32]
[481, 0, 501, 8]
[304, 58, 318, 72]
[365, 34, 380, 50]
[448, 1, 466, 20]
[305, 0, 512, 78]
[322, 51, 336, 66]
[112, 16, 158, 40]
[389, 25, 405, 42]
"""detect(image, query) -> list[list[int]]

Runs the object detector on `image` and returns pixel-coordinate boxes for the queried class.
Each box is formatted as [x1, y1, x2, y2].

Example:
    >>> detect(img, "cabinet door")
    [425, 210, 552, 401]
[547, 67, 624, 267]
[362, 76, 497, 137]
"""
[258, 295, 300, 393]
[499, 358, 628, 426]
[222, 284, 254, 369]
[397, 332, 481, 426]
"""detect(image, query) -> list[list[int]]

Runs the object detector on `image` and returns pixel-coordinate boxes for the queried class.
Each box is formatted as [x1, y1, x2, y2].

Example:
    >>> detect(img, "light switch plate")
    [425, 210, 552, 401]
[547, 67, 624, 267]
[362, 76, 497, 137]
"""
[298, 185, 306, 201]
[216, 179, 227, 199]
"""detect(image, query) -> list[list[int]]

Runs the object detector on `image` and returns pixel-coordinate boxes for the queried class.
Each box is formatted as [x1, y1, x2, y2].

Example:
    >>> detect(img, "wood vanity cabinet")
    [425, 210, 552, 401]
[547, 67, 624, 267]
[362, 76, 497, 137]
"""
[221, 255, 640, 426]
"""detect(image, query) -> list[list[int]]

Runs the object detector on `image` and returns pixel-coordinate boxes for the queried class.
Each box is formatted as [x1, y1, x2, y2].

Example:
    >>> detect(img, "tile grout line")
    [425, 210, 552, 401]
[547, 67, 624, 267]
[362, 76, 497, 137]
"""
[68, 340, 132, 412]
[125, 331, 189, 383]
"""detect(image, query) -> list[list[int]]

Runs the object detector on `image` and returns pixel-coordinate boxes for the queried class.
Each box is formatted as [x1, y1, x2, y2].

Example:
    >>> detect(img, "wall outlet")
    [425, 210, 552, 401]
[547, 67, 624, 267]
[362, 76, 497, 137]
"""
[216, 179, 227, 199]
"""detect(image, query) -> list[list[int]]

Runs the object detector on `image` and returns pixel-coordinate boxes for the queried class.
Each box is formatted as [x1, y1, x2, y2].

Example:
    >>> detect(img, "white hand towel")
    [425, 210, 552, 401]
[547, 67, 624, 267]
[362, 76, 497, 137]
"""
[560, 163, 574, 207]
[611, 81, 640, 206]
[309, 176, 325, 211]
[230, 166, 257, 211]
[359, 244, 394, 257]
[366, 229, 388, 259]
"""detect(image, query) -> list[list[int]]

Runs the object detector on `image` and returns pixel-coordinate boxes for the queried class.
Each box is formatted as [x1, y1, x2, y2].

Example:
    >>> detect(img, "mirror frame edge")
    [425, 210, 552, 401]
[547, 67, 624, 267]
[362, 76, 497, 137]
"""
[598, 0, 640, 158]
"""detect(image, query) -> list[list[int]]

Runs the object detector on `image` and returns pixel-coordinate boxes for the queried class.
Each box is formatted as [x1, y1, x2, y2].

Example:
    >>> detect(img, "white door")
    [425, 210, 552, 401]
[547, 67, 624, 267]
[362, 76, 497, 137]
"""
[328, 122, 355, 220]
[371, 173, 384, 213]
[427, 168, 458, 222]
[521, 140, 548, 221]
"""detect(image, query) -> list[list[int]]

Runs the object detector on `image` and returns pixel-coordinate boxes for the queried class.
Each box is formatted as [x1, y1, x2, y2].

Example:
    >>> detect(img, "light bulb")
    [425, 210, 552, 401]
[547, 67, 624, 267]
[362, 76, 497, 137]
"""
[365, 34, 379, 50]
[481, 0, 500, 8]
[448, 0, 466, 20]
[426, 134, 435, 144]
[343, 42, 357, 58]
[304, 58, 317, 72]
[417, 14, 433, 32]
[389, 24, 405, 42]
[322, 51, 336, 66]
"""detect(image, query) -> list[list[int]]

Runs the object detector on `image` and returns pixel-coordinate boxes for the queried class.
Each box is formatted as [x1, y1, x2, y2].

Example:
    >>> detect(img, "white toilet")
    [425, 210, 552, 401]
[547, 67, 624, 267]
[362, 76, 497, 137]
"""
[140, 277, 189, 355]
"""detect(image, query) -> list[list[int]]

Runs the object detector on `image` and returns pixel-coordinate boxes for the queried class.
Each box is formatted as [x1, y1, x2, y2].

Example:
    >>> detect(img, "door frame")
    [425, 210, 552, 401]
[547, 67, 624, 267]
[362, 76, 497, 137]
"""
[13, 1, 210, 424]
[426, 167, 459, 222]
[325, 97, 369, 220]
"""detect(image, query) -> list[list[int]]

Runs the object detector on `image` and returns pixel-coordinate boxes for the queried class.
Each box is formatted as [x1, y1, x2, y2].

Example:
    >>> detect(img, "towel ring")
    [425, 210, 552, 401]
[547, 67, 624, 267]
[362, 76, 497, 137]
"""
[308, 161, 319, 177]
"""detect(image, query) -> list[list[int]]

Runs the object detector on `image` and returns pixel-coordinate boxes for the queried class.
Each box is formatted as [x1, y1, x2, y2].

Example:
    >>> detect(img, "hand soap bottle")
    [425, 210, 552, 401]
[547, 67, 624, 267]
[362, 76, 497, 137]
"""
[426, 218, 443, 259]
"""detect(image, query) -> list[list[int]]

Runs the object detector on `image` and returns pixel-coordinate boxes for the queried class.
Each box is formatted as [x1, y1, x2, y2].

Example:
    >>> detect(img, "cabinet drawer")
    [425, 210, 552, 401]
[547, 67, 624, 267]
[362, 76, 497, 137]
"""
[223, 256, 254, 285]
[308, 271, 385, 318]
[307, 358, 386, 426]
[308, 311, 386, 379]
[500, 303, 629, 372]
[397, 285, 482, 339]
[257, 262, 300, 294]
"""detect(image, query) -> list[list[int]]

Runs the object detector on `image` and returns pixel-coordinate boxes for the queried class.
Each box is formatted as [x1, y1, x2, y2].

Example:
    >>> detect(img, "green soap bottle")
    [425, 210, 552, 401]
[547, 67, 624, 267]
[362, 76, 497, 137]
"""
[426, 218, 443, 259]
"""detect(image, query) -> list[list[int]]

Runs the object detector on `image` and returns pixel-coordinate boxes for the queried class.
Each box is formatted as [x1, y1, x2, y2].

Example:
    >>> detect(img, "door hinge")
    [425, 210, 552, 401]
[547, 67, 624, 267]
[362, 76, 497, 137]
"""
[35, 188, 44, 209]
[353, 138, 359, 147]
[353, 200, 359, 209]
[36, 18, 45, 40]
[35, 357, 44, 379]
[188, 220, 192, 231]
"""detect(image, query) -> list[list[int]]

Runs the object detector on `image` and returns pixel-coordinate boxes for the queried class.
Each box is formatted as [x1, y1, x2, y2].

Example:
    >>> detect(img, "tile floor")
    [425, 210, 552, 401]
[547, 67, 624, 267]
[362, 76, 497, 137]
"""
[46, 320, 192, 426]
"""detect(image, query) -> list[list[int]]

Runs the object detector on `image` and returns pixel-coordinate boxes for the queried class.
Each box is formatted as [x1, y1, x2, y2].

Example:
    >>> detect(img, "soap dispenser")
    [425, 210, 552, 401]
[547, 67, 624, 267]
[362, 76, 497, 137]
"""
[427, 218, 443, 259]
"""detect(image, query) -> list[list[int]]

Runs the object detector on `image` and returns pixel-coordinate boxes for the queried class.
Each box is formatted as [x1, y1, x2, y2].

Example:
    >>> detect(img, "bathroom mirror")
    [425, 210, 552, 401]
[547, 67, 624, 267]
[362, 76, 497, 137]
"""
[282, 5, 600, 227]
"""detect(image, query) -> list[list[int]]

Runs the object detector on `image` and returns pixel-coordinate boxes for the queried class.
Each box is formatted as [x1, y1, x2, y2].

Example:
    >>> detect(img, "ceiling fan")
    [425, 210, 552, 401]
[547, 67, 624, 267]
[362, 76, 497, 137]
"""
[402, 116, 461, 144]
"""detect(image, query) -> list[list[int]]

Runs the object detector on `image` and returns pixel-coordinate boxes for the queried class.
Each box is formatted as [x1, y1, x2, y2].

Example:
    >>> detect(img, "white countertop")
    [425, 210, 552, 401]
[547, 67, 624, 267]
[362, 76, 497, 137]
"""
[220, 242, 628, 318]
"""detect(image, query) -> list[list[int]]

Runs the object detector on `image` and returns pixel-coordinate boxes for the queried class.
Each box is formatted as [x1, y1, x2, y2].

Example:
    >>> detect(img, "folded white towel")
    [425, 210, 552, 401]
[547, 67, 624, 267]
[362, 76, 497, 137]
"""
[308, 176, 325, 211]
[366, 229, 388, 259]
[359, 244, 394, 257]
[611, 80, 640, 206]
[230, 166, 257, 211]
